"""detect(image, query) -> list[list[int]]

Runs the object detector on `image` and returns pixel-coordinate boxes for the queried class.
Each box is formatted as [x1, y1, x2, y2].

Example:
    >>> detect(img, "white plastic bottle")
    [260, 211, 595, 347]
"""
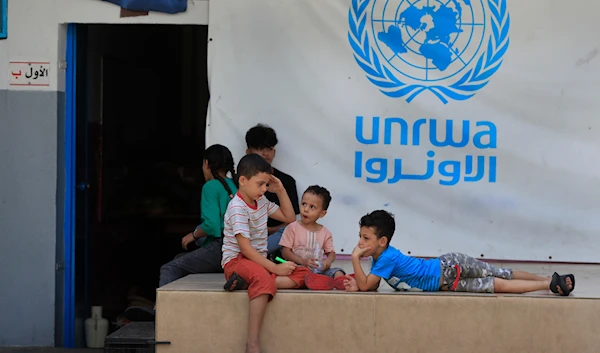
[85, 306, 109, 348]
[313, 243, 323, 273]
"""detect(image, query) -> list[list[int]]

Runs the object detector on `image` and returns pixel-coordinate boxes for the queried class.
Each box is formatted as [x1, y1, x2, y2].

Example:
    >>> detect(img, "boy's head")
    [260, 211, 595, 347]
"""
[300, 185, 332, 224]
[236, 153, 273, 201]
[358, 210, 395, 257]
[245, 124, 278, 165]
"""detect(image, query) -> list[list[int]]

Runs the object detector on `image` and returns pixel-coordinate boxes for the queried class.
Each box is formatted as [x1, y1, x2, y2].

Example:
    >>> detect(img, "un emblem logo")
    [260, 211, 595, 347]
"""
[348, 0, 510, 103]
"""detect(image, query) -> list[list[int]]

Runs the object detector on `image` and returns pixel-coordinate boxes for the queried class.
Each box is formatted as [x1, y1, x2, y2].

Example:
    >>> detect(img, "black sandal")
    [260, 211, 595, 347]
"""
[224, 273, 248, 291]
[550, 272, 574, 296]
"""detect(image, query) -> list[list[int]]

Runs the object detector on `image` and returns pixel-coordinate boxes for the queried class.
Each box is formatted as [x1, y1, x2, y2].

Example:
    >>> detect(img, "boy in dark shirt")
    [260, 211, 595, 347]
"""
[245, 124, 300, 254]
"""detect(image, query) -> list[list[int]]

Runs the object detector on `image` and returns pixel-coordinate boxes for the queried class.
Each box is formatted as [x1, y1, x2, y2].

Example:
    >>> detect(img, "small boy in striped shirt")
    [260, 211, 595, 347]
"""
[221, 153, 309, 353]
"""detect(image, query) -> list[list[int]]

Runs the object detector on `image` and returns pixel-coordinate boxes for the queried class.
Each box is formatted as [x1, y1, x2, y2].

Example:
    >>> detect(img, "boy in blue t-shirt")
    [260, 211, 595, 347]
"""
[343, 210, 575, 296]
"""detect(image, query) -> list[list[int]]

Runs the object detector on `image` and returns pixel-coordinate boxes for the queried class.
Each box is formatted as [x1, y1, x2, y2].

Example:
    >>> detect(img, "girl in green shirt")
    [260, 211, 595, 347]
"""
[159, 144, 238, 286]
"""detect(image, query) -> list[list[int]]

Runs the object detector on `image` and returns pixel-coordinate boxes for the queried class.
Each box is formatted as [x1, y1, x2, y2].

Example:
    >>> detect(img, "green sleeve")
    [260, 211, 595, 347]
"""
[199, 182, 222, 237]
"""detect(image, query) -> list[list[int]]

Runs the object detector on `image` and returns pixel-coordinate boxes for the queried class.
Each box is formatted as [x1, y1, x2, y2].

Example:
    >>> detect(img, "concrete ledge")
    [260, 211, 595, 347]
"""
[156, 274, 600, 353]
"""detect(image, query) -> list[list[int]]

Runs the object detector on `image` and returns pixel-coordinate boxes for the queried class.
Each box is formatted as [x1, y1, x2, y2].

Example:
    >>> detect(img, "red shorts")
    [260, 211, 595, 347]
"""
[224, 254, 310, 301]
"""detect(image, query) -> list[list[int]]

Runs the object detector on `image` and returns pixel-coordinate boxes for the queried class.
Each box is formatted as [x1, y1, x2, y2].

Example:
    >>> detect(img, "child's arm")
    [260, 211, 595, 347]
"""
[193, 225, 208, 239]
[322, 231, 336, 271]
[266, 175, 295, 224]
[268, 224, 286, 235]
[236, 234, 297, 276]
[182, 224, 206, 250]
[322, 251, 336, 271]
[182, 182, 224, 249]
[351, 245, 381, 291]
[269, 177, 300, 235]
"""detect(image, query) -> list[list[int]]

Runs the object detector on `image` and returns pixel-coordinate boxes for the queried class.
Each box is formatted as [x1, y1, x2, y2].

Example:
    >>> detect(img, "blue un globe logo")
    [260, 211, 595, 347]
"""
[348, 0, 510, 103]
[373, 0, 485, 81]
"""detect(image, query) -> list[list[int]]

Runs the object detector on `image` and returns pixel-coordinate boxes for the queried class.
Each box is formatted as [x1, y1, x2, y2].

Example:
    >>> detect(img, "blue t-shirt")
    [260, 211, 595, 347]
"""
[370, 245, 441, 291]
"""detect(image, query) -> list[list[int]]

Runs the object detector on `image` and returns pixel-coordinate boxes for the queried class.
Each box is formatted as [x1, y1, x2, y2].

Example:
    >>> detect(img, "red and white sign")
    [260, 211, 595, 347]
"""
[9, 61, 51, 87]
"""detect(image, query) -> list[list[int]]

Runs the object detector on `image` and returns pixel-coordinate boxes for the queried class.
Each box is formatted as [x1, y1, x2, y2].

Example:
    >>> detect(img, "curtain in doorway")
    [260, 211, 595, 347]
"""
[104, 0, 187, 14]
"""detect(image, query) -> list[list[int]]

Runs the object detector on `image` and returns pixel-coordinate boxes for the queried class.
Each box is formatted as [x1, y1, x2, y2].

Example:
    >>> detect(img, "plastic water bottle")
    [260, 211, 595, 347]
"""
[312, 243, 323, 273]
[85, 306, 109, 348]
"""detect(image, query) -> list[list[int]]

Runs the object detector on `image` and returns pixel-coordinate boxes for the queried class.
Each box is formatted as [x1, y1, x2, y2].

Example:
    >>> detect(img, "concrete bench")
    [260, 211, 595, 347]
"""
[155, 272, 599, 353]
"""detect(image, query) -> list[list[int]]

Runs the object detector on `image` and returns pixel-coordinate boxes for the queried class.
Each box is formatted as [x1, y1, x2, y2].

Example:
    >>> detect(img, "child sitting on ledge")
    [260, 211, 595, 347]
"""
[278, 185, 346, 290]
[221, 154, 310, 353]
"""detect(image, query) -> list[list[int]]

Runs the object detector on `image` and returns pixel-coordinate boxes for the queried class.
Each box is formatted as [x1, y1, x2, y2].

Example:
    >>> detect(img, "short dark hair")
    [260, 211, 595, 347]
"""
[237, 153, 273, 181]
[359, 210, 395, 244]
[245, 124, 278, 149]
[304, 185, 332, 210]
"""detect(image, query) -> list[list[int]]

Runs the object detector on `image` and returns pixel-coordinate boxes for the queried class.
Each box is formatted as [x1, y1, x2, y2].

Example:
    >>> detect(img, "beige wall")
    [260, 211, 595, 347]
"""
[157, 289, 600, 353]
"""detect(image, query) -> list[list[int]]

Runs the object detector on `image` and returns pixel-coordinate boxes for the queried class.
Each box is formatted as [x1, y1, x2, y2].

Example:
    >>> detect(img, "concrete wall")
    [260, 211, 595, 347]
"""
[156, 273, 600, 353]
[0, 90, 61, 346]
[0, 0, 208, 346]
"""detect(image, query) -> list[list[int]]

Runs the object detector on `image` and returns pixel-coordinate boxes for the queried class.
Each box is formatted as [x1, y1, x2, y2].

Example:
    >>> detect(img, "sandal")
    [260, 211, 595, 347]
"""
[549, 272, 574, 296]
[224, 273, 248, 291]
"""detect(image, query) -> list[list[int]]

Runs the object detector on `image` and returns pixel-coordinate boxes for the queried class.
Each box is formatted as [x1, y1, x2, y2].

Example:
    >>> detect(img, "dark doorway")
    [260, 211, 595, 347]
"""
[72, 23, 208, 346]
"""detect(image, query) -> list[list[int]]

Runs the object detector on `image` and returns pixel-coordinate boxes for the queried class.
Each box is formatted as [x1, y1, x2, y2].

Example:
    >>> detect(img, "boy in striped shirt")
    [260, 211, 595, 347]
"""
[222, 153, 309, 353]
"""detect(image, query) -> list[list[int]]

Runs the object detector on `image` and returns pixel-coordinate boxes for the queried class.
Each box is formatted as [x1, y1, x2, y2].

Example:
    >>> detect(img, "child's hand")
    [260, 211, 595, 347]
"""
[305, 258, 319, 269]
[273, 262, 297, 276]
[352, 244, 371, 259]
[266, 175, 285, 194]
[343, 276, 359, 292]
[181, 232, 196, 250]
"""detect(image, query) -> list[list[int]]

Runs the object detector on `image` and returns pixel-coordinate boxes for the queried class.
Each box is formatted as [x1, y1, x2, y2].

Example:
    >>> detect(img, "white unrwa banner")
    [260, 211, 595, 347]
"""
[206, 0, 600, 262]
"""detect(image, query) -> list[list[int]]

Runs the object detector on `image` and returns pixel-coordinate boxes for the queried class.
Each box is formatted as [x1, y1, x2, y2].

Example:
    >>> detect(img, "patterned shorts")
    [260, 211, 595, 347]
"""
[439, 253, 513, 293]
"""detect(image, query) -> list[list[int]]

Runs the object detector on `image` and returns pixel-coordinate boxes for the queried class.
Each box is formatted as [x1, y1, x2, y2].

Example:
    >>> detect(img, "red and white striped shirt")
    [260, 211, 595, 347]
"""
[221, 193, 279, 267]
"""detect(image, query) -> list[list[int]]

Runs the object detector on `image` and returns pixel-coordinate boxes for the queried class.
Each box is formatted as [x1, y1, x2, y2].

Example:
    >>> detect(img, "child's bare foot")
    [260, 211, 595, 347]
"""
[343, 276, 359, 292]
[333, 274, 355, 290]
[558, 276, 574, 294]
[245, 341, 261, 353]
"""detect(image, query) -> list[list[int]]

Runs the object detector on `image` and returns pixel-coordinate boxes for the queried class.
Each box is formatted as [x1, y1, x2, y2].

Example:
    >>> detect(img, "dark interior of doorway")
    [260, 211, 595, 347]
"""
[74, 24, 208, 344]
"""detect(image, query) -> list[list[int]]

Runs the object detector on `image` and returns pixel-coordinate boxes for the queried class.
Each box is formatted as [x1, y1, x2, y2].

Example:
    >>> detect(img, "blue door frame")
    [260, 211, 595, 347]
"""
[0, 0, 7, 39]
[63, 23, 77, 348]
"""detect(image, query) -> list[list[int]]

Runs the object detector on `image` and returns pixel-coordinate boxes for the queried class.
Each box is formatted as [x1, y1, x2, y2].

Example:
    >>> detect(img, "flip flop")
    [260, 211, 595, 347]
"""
[224, 273, 248, 291]
[550, 272, 574, 296]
